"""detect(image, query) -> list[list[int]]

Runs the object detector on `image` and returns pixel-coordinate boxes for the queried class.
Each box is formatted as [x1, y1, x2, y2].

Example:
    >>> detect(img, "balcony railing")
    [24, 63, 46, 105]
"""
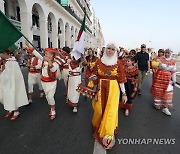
[76, 0, 84, 12]
[54, 0, 92, 34]
[9, 18, 21, 30]
[84, 0, 91, 11]
[86, 26, 92, 34]
[64, 6, 82, 23]
[63, 6, 92, 34]
[76, 0, 91, 23]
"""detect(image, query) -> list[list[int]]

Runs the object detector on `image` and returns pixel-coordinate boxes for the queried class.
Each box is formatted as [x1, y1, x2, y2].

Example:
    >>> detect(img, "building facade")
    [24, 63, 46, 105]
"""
[90, 6, 105, 49]
[0, 0, 104, 50]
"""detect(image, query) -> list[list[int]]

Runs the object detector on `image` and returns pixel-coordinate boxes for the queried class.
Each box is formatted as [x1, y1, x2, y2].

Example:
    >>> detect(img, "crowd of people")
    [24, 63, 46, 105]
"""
[0, 42, 177, 149]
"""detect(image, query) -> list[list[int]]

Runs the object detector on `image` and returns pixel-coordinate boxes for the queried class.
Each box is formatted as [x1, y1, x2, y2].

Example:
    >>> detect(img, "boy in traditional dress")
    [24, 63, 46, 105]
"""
[26, 42, 64, 120]
[27, 50, 44, 103]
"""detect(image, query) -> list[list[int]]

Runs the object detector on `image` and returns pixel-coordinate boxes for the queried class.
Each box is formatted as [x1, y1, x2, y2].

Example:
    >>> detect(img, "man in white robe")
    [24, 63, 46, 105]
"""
[0, 50, 29, 120]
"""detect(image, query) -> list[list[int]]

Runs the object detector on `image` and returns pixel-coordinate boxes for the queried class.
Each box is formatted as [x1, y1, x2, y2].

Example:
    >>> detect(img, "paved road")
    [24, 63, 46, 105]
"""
[0, 68, 180, 154]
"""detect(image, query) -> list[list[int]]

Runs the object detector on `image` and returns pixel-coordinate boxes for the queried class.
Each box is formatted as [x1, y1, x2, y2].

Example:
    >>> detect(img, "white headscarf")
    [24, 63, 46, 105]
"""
[164, 49, 172, 61]
[101, 43, 118, 66]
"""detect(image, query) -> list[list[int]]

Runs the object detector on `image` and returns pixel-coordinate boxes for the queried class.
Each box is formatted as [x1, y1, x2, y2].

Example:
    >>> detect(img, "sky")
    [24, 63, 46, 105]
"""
[91, 0, 180, 53]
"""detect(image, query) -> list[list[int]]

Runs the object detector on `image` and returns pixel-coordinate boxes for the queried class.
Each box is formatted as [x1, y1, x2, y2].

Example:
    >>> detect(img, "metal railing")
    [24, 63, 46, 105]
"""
[54, 0, 92, 34]
[85, 26, 92, 34]
[64, 6, 82, 23]
[76, 0, 91, 23]
[83, 0, 91, 12]
[64, 6, 92, 33]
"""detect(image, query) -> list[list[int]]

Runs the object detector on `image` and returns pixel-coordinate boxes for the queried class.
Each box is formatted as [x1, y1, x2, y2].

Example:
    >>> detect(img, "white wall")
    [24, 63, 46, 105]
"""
[1, 0, 104, 49]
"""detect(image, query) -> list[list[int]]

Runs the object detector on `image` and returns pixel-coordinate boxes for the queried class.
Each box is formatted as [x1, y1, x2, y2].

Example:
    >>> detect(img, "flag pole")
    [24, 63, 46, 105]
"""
[0, 10, 36, 49]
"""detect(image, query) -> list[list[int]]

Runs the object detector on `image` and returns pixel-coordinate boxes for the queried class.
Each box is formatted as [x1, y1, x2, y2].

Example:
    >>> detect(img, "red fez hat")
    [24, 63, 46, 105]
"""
[27, 48, 31, 52]
[45, 48, 57, 53]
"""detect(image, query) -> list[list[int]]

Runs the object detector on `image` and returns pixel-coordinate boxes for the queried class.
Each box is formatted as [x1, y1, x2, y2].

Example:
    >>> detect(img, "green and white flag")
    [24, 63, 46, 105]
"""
[0, 10, 34, 53]
[0, 11, 23, 53]
[72, 13, 86, 60]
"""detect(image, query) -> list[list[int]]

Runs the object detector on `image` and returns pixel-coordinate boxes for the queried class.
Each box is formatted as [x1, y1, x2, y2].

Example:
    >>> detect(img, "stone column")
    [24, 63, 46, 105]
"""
[71, 37, 75, 48]
[66, 31, 70, 47]
[39, 18, 48, 49]
[65, 26, 70, 47]
[20, 11, 33, 44]
[60, 28, 65, 47]
[52, 24, 58, 48]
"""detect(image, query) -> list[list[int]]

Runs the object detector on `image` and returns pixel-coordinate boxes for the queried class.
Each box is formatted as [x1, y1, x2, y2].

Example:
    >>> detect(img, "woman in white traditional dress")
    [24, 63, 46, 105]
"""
[0, 49, 29, 120]
[66, 57, 83, 113]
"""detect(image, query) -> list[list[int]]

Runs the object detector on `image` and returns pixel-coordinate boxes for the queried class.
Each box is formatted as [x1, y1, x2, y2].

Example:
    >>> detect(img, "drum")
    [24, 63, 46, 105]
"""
[76, 84, 96, 99]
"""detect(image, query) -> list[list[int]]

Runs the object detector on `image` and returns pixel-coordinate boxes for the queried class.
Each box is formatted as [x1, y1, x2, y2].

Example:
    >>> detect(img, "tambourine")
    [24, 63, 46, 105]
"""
[151, 60, 160, 68]
[76, 84, 96, 99]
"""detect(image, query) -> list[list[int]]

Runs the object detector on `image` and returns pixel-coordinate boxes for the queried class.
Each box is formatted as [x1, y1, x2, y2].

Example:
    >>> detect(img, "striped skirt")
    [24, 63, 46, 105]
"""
[151, 70, 173, 107]
[154, 91, 173, 108]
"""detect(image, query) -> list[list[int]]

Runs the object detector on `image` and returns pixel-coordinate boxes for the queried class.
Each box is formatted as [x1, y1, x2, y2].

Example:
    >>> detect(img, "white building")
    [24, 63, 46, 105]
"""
[0, 0, 104, 50]
[90, 6, 105, 50]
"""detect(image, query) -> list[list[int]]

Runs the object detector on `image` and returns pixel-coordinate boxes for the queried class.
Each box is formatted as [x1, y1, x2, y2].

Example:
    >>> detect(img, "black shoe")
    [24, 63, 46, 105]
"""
[138, 90, 141, 95]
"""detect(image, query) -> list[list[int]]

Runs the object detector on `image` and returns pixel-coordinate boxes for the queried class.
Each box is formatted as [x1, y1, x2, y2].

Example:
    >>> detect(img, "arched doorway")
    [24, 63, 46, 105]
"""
[47, 12, 57, 48]
[58, 18, 64, 48]
[31, 3, 45, 49]
[4, 0, 21, 22]
[4, 0, 22, 48]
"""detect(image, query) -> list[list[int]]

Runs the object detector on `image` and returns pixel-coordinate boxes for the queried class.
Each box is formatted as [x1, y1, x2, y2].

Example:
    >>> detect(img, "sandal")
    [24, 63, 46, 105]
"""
[102, 135, 115, 150]
[10, 112, 19, 120]
[50, 114, 56, 120]
[125, 109, 129, 116]
[73, 107, 78, 113]
[5, 111, 13, 118]
[49, 111, 56, 120]
[49, 112, 52, 116]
